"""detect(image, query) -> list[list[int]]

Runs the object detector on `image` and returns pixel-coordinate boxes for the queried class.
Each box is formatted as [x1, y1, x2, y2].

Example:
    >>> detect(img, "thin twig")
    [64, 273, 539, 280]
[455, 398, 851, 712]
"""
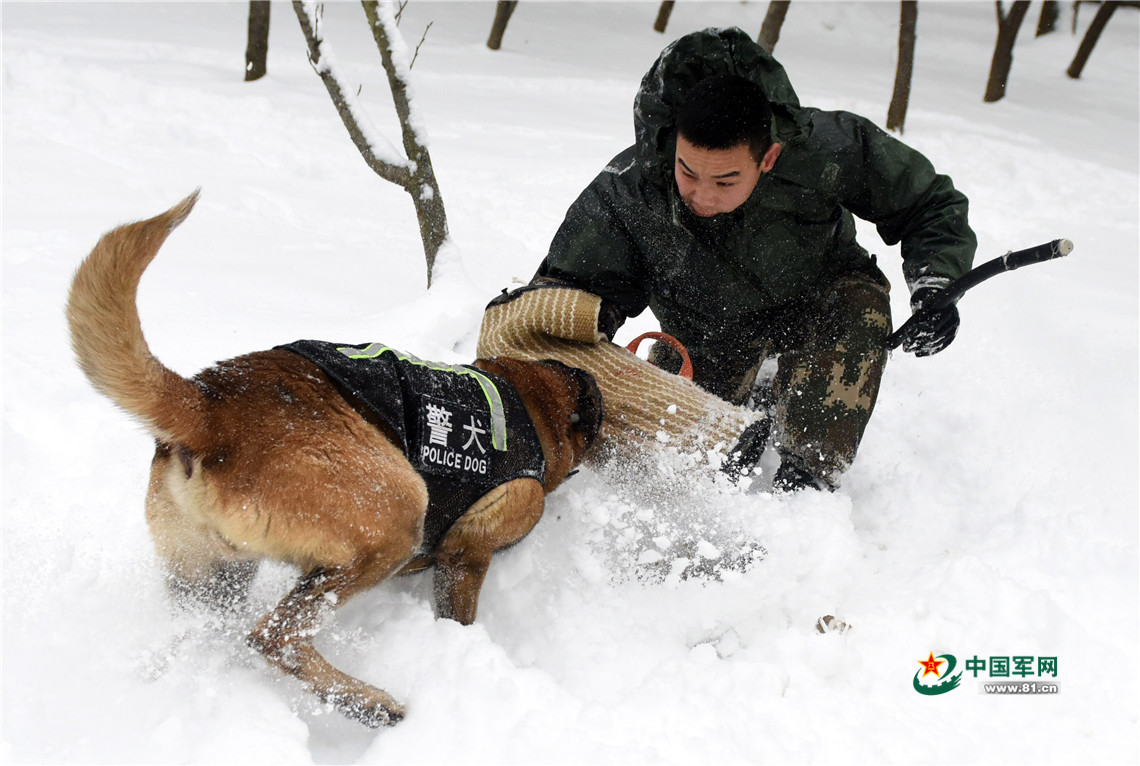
[409, 21, 433, 69]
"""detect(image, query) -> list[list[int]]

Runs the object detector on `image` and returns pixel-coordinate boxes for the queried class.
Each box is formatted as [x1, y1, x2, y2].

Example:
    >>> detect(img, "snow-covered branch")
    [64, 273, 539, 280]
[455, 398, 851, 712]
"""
[294, 2, 412, 186]
[293, 0, 449, 286]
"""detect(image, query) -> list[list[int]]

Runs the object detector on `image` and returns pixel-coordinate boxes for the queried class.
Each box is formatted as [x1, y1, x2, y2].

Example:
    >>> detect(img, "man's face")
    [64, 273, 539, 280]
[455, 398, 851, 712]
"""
[674, 133, 778, 218]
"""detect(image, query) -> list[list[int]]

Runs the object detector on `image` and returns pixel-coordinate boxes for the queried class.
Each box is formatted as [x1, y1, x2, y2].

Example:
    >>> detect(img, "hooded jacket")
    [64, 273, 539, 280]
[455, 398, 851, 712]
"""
[536, 27, 976, 357]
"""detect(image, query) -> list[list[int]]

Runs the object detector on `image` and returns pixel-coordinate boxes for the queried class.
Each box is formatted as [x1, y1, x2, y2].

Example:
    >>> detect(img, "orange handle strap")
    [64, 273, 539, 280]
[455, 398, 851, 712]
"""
[624, 332, 694, 380]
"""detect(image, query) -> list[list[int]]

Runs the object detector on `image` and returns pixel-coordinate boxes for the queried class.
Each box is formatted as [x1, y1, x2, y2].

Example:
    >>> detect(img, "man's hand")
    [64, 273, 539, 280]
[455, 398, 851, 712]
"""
[897, 287, 960, 357]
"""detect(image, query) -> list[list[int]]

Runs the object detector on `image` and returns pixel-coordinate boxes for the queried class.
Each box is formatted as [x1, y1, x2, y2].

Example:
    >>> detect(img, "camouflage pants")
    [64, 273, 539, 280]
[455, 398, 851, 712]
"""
[651, 271, 892, 485]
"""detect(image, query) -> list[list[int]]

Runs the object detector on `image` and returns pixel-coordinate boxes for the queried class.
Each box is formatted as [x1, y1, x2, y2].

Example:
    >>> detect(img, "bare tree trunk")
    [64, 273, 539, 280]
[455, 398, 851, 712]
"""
[758, 1, 791, 54]
[244, 0, 271, 81]
[1036, 0, 1060, 35]
[887, 1, 918, 134]
[1067, 1, 1120, 78]
[984, 1, 1031, 102]
[654, 1, 675, 33]
[293, 1, 448, 287]
[487, 1, 518, 50]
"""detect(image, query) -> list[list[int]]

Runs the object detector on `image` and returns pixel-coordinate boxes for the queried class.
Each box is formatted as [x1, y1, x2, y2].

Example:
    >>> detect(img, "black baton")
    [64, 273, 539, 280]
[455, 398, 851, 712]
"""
[887, 238, 1074, 350]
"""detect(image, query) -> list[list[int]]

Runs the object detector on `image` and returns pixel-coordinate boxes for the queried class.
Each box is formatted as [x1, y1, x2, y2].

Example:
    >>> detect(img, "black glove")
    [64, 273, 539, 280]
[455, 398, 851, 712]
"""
[898, 287, 960, 357]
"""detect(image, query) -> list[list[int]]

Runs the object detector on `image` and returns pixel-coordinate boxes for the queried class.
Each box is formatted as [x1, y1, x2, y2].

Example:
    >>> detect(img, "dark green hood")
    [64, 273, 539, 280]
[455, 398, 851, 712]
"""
[633, 27, 803, 177]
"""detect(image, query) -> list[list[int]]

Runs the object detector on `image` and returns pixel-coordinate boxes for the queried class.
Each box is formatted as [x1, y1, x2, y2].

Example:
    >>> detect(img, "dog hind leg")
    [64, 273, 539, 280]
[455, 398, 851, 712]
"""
[164, 559, 259, 614]
[433, 478, 545, 625]
[248, 552, 411, 727]
[146, 448, 259, 613]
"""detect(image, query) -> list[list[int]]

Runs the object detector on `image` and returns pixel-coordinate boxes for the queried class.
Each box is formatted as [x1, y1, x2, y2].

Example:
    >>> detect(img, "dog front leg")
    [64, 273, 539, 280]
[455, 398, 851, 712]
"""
[433, 550, 494, 624]
[433, 478, 545, 625]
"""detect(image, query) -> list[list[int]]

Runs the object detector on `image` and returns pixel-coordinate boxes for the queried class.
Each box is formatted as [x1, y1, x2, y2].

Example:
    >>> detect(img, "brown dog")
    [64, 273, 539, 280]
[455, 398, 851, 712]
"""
[66, 191, 603, 727]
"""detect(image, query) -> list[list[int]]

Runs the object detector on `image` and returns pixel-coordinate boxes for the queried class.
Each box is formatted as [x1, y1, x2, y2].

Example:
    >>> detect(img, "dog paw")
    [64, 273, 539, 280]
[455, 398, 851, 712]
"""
[340, 695, 406, 728]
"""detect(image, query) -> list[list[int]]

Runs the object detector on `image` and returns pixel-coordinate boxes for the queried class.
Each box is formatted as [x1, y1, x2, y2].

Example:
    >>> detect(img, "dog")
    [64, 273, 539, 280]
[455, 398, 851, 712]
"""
[66, 191, 603, 727]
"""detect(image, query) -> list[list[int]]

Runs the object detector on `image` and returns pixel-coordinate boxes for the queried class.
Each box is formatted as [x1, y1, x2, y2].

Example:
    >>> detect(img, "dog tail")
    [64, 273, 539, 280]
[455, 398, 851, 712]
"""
[66, 190, 210, 448]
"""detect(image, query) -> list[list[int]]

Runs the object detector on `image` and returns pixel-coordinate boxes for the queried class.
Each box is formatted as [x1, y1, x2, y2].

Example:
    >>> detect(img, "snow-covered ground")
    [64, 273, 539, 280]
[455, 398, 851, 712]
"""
[3, 2, 1137, 763]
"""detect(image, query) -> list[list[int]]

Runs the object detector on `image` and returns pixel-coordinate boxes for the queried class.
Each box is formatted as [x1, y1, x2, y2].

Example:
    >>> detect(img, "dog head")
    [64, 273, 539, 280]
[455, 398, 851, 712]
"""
[474, 357, 604, 488]
[537, 359, 604, 449]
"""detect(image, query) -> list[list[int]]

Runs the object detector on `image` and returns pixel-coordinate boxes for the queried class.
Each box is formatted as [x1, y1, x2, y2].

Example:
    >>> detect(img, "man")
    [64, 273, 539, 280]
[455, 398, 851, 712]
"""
[533, 28, 975, 493]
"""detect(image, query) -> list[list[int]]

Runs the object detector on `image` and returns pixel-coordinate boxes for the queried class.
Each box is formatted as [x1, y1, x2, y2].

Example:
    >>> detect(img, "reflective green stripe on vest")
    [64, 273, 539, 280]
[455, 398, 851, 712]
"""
[337, 344, 509, 451]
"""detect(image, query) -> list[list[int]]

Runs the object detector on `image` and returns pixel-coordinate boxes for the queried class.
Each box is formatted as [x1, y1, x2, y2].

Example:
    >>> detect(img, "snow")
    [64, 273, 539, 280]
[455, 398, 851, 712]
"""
[2, 2, 1137, 763]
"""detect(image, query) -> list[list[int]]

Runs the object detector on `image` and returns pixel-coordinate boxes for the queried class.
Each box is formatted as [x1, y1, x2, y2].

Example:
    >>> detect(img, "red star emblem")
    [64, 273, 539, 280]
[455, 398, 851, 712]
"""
[917, 652, 945, 678]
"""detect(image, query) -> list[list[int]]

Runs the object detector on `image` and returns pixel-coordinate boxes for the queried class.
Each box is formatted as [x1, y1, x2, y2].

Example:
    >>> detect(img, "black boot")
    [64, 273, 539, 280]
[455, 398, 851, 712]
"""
[723, 419, 771, 481]
[771, 451, 832, 494]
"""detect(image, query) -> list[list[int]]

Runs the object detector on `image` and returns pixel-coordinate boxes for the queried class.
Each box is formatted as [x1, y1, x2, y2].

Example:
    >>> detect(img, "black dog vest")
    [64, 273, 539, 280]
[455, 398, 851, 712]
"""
[280, 340, 545, 552]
